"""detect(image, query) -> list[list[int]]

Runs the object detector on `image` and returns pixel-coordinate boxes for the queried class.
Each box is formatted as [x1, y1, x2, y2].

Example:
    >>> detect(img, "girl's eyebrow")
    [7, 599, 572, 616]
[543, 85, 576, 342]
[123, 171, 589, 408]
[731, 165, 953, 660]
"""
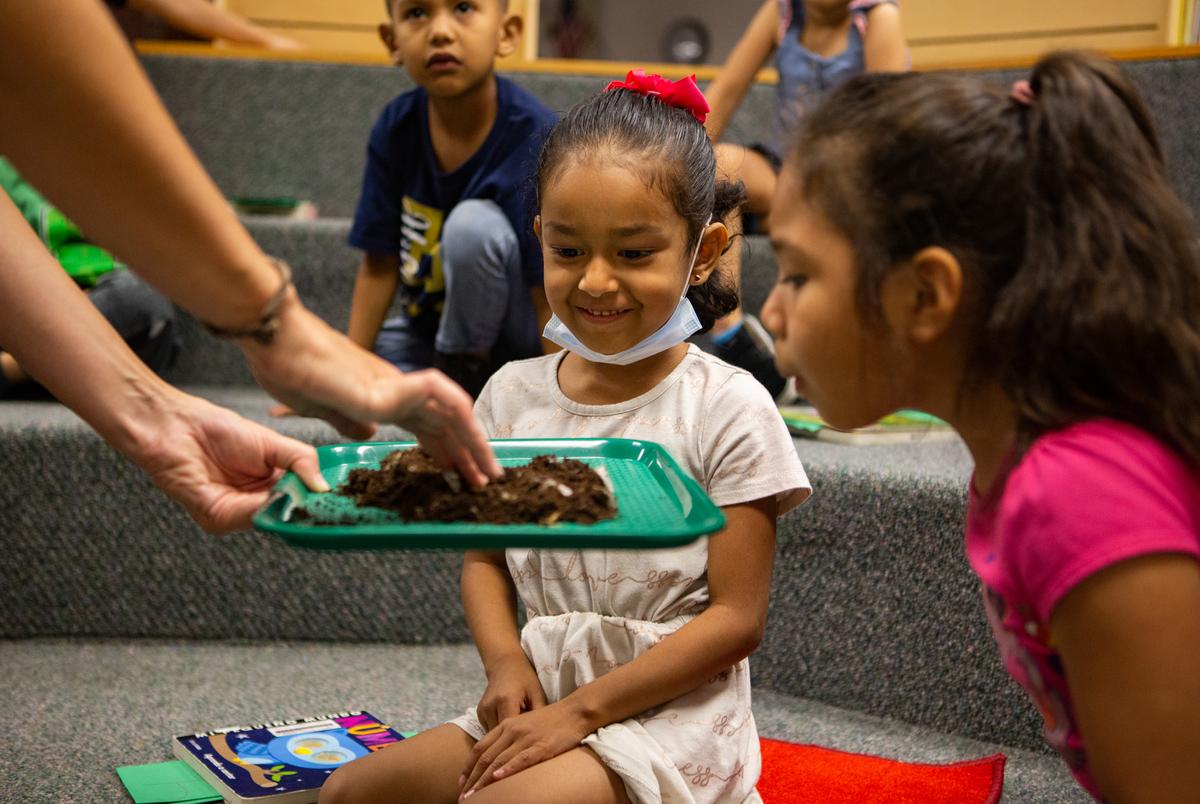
[612, 224, 661, 237]
[771, 237, 819, 269]
[543, 222, 666, 238]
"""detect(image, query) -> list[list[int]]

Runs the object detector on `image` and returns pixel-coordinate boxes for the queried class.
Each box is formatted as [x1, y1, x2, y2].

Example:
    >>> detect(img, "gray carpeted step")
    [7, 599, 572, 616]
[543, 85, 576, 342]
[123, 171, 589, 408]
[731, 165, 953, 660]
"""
[0, 386, 1045, 751]
[141, 53, 1200, 223]
[165, 216, 779, 387]
[0, 638, 1087, 803]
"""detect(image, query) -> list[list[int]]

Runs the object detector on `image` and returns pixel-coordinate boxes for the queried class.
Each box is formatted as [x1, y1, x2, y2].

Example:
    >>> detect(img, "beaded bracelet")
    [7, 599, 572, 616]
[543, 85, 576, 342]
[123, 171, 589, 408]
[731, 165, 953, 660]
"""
[201, 258, 293, 346]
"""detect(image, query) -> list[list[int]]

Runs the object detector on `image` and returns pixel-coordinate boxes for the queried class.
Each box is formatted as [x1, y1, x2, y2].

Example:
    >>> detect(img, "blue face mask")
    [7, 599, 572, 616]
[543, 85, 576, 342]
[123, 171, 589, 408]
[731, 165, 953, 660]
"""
[543, 222, 709, 366]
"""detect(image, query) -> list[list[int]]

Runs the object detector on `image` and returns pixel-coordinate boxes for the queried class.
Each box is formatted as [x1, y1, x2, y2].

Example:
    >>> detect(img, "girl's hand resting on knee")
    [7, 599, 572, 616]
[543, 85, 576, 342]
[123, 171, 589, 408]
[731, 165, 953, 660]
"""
[475, 653, 547, 733]
[459, 699, 591, 798]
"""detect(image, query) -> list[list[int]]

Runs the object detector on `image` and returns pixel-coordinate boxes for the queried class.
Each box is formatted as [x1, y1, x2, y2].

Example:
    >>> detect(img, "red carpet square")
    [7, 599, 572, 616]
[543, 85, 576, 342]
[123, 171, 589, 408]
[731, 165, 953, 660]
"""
[758, 737, 1006, 803]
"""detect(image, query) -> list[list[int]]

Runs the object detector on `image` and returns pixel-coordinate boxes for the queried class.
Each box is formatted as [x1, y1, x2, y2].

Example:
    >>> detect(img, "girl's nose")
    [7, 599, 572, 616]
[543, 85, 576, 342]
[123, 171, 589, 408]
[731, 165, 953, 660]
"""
[578, 259, 618, 297]
[761, 284, 784, 340]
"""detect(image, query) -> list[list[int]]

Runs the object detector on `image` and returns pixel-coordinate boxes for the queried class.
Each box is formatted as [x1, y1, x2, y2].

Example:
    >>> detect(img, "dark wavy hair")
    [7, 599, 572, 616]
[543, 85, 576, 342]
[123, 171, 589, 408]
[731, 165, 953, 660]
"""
[791, 51, 1200, 465]
[535, 85, 744, 333]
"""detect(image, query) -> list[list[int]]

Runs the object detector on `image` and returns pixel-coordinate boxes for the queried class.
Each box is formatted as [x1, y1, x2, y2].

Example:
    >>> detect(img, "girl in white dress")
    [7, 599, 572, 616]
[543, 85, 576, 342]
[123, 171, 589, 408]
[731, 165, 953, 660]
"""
[321, 70, 810, 804]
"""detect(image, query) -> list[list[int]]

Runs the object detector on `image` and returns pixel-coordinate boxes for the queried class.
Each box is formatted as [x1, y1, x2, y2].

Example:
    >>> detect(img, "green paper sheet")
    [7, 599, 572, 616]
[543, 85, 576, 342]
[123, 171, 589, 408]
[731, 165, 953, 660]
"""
[115, 760, 221, 804]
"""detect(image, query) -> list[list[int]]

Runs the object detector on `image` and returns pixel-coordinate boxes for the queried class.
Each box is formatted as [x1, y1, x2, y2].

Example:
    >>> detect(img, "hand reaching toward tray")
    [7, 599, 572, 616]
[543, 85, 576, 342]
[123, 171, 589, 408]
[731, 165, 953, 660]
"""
[134, 391, 330, 535]
[240, 299, 502, 489]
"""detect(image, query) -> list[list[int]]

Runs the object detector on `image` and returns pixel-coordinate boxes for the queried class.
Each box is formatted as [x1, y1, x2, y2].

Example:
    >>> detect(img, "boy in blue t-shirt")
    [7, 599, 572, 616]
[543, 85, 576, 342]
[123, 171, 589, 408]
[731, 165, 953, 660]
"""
[348, 0, 557, 397]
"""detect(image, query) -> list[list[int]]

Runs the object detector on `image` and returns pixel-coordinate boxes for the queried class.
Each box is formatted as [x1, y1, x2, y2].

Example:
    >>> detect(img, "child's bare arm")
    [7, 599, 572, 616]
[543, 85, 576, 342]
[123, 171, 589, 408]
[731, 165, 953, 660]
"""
[346, 253, 400, 351]
[863, 3, 908, 73]
[462, 550, 525, 667]
[1051, 553, 1200, 803]
[459, 497, 777, 794]
[704, 0, 779, 142]
[462, 551, 545, 731]
[130, 0, 304, 50]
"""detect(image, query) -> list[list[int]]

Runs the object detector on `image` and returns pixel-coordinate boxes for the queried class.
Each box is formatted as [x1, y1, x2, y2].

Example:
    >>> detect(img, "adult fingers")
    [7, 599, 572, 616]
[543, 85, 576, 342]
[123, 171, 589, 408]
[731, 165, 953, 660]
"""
[321, 409, 377, 440]
[268, 433, 330, 493]
[412, 371, 501, 484]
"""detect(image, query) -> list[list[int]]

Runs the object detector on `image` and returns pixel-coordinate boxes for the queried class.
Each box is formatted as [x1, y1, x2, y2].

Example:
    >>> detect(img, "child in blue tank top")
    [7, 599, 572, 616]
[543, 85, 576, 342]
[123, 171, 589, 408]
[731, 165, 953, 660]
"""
[700, 0, 907, 400]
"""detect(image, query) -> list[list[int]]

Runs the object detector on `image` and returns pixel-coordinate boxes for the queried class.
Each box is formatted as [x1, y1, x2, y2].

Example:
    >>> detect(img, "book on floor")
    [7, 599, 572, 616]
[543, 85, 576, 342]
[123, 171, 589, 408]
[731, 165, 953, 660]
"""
[780, 406, 958, 445]
[171, 710, 404, 804]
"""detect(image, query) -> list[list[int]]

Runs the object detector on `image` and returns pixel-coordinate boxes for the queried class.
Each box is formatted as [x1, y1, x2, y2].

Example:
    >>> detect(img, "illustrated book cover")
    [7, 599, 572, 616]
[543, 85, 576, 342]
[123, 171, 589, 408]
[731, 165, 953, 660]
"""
[171, 710, 403, 803]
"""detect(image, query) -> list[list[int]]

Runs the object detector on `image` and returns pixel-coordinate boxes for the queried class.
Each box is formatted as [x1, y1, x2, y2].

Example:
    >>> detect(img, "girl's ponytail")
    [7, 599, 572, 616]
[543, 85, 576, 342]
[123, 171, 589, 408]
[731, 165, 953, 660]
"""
[992, 51, 1200, 462]
[792, 52, 1200, 466]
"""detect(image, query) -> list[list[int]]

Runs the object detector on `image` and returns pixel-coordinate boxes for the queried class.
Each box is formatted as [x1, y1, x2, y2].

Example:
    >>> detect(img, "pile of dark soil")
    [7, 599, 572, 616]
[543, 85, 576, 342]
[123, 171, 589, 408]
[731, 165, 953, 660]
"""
[338, 448, 617, 525]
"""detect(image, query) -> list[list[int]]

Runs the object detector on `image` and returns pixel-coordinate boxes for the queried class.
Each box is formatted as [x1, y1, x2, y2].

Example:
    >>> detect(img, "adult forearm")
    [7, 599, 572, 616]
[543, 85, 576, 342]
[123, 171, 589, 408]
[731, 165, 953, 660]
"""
[0, 194, 183, 457]
[0, 0, 278, 331]
[563, 603, 761, 732]
[133, 0, 275, 47]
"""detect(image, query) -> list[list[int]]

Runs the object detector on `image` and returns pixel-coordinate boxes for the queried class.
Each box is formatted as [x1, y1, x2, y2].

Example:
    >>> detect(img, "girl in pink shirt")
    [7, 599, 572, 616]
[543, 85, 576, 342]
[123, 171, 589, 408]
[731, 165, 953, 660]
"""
[760, 51, 1200, 801]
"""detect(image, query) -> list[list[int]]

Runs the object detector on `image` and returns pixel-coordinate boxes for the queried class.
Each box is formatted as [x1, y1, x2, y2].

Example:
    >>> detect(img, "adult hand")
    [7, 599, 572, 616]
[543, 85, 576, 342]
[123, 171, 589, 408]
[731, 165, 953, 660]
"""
[476, 653, 547, 733]
[459, 701, 590, 798]
[261, 32, 306, 51]
[132, 389, 328, 535]
[241, 292, 502, 488]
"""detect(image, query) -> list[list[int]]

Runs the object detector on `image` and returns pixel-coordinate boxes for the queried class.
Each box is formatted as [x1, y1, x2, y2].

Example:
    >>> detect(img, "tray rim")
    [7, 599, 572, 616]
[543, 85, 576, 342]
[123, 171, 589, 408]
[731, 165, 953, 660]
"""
[252, 437, 726, 550]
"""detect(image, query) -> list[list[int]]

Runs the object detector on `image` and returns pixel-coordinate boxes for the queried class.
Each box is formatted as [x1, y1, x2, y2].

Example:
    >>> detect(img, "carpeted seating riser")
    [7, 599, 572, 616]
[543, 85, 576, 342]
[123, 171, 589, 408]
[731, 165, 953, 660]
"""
[142, 54, 1200, 222]
[7, 54, 1189, 802]
[166, 218, 778, 388]
[0, 396, 1042, 751]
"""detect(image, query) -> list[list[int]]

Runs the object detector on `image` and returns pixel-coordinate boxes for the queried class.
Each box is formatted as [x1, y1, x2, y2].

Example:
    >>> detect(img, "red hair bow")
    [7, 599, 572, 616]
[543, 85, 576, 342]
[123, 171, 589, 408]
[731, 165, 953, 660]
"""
[604, 69, 710, 124]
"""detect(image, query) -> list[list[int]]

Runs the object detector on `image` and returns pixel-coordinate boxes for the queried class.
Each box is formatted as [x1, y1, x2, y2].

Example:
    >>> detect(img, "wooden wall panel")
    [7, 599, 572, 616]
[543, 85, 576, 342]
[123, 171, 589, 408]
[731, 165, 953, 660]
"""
[902, 0, 1173, 65]
[211, 0, 1177, 66]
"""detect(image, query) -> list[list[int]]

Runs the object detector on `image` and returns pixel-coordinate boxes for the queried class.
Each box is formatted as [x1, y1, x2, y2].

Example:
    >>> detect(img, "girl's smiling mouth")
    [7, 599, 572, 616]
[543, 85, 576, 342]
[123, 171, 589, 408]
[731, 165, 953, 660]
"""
[577, 306, 631, 324]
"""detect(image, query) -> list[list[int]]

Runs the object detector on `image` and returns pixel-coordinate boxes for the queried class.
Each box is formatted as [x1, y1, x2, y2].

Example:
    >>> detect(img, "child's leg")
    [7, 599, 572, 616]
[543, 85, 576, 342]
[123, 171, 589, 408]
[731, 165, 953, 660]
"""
[318, 723, 475, 804]
[434, 199, 538, 396]
[373, 314, 436, 372]
[464, 746, 630, 804]
[87, 270, 179, 374]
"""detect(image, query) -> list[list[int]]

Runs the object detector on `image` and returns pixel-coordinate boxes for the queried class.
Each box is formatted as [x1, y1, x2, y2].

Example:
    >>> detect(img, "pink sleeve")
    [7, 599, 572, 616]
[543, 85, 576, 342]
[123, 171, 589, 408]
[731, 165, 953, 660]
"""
[1000, 421, 1200, 623]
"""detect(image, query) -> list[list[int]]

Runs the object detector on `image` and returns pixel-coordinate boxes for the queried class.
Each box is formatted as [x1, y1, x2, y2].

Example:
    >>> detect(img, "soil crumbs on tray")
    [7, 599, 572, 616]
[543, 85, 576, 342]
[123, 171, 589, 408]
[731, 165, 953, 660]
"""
[336, 448, 617, 525]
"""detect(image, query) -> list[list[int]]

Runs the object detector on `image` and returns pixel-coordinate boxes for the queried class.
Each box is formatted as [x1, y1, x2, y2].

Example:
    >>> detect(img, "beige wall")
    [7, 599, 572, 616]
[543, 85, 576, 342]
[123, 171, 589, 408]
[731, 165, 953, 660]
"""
[218, 0, 1176, 67]
[904, 0, 1173, 65]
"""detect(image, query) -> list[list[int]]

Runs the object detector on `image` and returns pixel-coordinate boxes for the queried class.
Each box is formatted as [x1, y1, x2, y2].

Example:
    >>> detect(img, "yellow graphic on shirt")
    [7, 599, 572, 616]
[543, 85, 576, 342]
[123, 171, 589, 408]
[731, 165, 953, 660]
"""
[399, 196, 446, 318]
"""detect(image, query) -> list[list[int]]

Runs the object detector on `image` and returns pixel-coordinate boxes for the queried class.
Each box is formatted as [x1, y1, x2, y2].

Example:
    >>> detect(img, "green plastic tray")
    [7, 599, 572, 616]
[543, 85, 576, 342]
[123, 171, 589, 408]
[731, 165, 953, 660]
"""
[253, 438, 726, 550]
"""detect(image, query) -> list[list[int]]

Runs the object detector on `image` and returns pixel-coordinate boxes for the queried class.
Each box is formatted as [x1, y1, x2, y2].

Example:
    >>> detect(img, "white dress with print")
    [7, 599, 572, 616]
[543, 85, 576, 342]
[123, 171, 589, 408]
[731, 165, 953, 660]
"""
[449, 346, 810, 804]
